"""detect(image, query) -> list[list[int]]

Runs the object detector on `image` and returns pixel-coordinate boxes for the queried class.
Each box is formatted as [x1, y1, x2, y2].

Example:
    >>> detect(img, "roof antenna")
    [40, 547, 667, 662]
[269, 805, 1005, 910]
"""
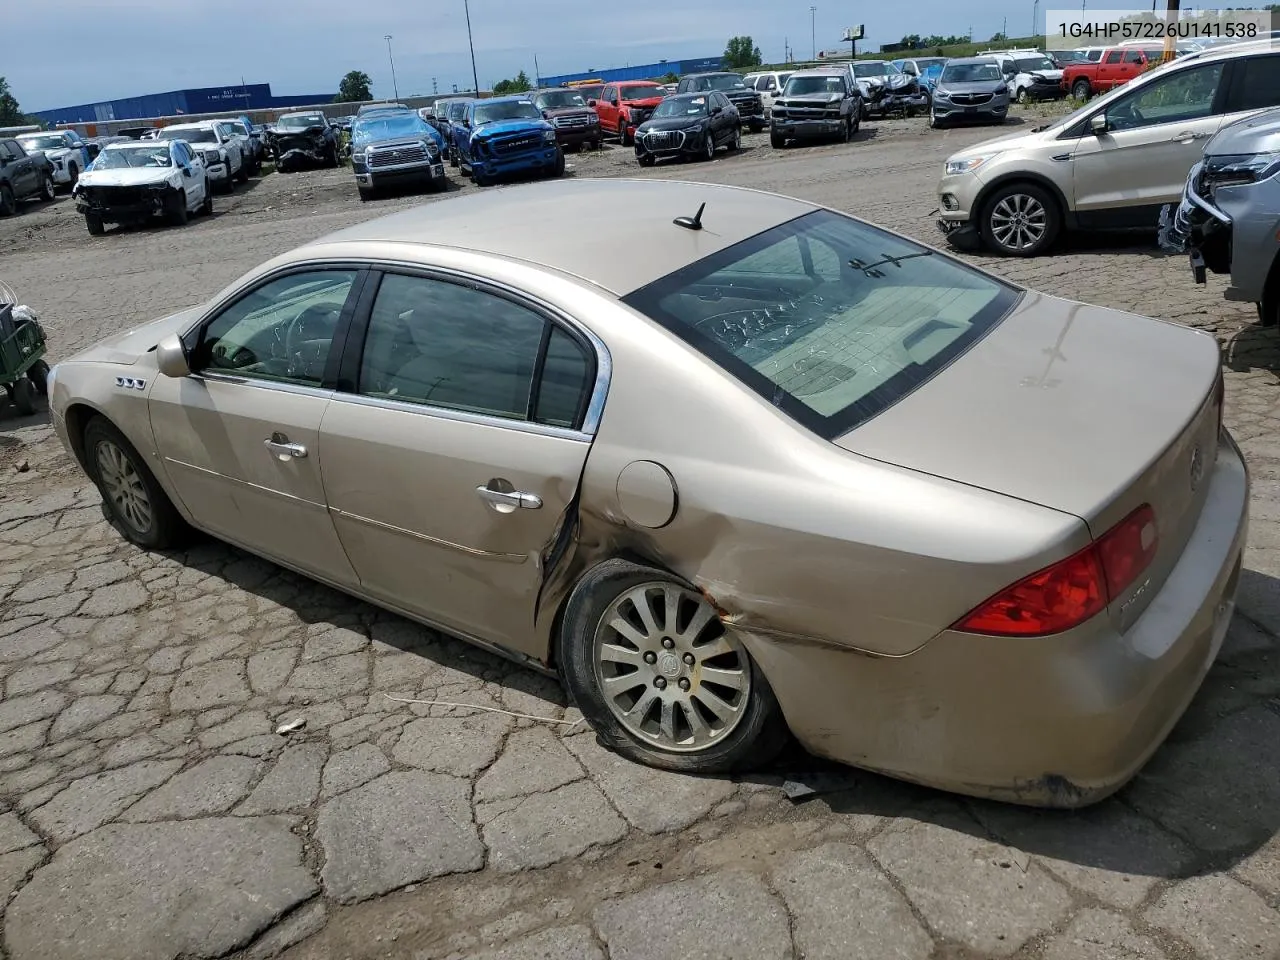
[674, 202, 706, 231]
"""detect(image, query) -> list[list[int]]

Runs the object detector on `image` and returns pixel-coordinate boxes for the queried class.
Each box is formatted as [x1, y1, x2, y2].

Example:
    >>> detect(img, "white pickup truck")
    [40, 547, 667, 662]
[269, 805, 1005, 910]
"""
[154, 122, 245, 192]
[16, 130, 93, 189]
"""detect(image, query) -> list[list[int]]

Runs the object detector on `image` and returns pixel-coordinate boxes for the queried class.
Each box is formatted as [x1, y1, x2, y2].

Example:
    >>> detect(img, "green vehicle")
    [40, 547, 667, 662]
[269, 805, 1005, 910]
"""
[0, 283, 49, 416]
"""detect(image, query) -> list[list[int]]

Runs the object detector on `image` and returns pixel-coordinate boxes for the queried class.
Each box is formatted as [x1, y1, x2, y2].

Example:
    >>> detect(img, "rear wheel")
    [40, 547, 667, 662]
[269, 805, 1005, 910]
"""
[10, 377, 35, 417]
[28, 360, 50, 397]
[558, 560, 790, 774]
[1072, 79, 1091, 100]
[201, 180, 214, 215]
[980, 182, 1061, 257]
[727, 127, 741, 151]
[85, 213, 104, 235]
[84, 416, 188, 550]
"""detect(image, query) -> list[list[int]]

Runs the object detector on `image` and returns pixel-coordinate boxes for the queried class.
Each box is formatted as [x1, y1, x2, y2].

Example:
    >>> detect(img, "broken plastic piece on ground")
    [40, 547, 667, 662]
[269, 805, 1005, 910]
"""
[274, 717, 306, 734]
[782, 771, 858, 801]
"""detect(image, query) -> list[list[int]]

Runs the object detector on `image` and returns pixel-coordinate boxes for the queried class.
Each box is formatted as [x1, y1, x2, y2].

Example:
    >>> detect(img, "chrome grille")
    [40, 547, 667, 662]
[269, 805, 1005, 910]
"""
[642, 130, 685, 151]
[949, 93, 993, 105]
[553, 115, 592, 129]
[493, 133, 542, 154]
[368, 143, 429, 168]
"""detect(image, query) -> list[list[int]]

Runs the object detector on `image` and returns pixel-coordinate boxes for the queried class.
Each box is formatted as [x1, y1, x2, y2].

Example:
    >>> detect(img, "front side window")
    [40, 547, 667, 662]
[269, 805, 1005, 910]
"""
[1105, 51, 1124, 64]
[357, 274, 593, 427]
[1104, 62, 1223, 131]
[623, 210, 1017, 438]
[194, 270, 358, 386]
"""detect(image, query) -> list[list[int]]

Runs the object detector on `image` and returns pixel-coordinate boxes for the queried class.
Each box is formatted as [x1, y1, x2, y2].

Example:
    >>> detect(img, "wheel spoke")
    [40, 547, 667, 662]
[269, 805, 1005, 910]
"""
[659, 698, 677, 742]
[626, 686, 659, 721]
[693, 687, 737, 722]
[606, 616, 650, 651]
[602, 671, 647, 697]
[629, 589, 661, 639]
[662, 584, 680, 635]
[599, 642, 645, 668]
[684, 701, 710, 744]
[676, 602, 715, 644]
[691, 633, 733, 659]
[699, 666, 747, 691]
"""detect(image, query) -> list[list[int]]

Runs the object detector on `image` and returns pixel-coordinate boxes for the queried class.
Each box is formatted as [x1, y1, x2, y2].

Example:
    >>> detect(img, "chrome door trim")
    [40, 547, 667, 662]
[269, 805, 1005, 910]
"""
[162, 457, 329, 510]
[327, 391, 594, 442]
[328, 506, 528, 562]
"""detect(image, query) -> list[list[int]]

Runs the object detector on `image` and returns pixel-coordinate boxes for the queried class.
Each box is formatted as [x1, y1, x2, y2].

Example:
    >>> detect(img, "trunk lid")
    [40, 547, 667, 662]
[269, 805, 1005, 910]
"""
[835, 292, 1222, 631]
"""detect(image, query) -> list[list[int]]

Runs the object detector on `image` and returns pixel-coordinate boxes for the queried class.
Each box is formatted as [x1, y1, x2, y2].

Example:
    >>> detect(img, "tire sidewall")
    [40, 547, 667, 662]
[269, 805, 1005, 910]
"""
[979, 183, 1060, 257]
[83, 417, 182, 549]
[557, 559, 788, 774]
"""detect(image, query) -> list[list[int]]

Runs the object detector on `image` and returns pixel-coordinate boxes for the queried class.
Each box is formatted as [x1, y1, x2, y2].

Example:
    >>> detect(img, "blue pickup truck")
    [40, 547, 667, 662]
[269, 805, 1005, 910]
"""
[453, 95, 563, 186]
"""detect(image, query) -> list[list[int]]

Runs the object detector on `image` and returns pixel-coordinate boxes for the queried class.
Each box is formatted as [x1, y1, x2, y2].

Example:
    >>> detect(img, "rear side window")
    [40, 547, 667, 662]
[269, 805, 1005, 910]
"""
[1236, 55, 1280, 110]
[1124, 50, 1145, 64]
[623, 210, 1018, 439]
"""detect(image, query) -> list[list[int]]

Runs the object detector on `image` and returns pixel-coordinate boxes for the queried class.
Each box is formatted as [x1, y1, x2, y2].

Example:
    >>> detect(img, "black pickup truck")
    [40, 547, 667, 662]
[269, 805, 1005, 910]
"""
[0, 139, 56, 216]
[675, 72, 766, 132]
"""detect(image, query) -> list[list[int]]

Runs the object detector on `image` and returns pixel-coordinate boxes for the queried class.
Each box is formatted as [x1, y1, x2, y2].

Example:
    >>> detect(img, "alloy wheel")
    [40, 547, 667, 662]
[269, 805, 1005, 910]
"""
[95, 439, 153, 534]
[592, 582, 752, 751]
[989, 192, 1048, 252]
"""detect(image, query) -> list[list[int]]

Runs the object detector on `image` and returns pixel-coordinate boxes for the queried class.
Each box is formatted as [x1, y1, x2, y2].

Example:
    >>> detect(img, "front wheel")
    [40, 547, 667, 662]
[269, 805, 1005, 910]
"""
[979, 182, 1061, 257]
[770, 130, 785, 149]
[167, 190, 189, 226]
[1071, 79, 1091, 100]
[1016, 88, 1029, 104]
[618, 123, 632, 147]
[840, 116, 852, 143]
[85, 213, 104, 235]
[358, 186, 374, 202]
[201, 181, 214, 215]
[0, 184, 15, 217]
[702, 132, 716, 161]
[748, 121, 765, 134]
[549, 149, 566, 178]
[637, 152, 655, 167]
[83, 416, 188, 550]
[558, 560, 790, 773]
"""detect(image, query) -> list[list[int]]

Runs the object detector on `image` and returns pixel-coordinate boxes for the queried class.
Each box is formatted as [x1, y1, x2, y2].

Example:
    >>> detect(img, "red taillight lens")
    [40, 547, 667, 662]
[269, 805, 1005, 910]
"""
[953, 504, 1157, 637]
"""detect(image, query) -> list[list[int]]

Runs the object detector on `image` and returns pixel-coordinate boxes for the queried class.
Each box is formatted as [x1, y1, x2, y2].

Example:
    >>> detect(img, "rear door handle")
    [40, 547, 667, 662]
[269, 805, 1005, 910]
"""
[476, 484, 542, 512]
[264, 433, 308, 460]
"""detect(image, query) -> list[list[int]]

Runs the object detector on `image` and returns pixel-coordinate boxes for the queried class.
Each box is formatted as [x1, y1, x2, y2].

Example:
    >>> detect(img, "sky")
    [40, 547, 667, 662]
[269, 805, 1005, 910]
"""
[11, 0, 1031, 112]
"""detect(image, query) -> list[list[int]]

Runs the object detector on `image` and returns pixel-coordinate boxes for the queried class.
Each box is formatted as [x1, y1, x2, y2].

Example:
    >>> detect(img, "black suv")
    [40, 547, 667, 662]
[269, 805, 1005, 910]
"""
[0, 140, 56, 216]
[675, 73, 765, 132]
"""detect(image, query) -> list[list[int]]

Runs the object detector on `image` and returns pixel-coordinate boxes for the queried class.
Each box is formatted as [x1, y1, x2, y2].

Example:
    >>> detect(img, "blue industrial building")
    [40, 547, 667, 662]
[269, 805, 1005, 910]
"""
[539, 55, 724, 87]
[34, 83, 335, 126]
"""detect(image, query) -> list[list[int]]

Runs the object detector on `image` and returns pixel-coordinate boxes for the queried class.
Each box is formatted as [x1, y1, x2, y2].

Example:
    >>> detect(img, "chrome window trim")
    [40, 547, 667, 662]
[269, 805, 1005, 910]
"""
[354, 258, 614, 437]
[194, 371, 335, 400]
[328, 391, 592, 443]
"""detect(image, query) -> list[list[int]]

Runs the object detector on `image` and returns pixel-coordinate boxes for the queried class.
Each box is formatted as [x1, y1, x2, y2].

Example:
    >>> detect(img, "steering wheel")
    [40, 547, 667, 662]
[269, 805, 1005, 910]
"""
[283, 305, 339, 379]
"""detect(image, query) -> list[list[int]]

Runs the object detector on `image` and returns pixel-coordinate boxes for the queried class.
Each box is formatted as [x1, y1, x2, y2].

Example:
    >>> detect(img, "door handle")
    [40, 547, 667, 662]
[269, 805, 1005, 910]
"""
[264, 434, 308, 460]
[476, 484, 542, 512]
[1173, 131, 1210, 142]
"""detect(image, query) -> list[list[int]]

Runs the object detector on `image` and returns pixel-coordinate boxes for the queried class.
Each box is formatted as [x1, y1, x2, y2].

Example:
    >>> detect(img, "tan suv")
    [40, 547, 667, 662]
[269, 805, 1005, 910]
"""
[936, 39, 1280, 256]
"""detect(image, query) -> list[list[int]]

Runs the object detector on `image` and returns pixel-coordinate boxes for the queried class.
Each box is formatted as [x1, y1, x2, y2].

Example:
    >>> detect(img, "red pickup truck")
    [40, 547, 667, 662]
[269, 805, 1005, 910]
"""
[1061, 46, 1162, 100]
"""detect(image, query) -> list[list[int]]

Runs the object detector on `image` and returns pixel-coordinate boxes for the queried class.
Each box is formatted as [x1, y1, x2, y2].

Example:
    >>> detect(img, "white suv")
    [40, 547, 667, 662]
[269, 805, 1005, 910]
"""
[743, 70, 795, 117]
[936, 40, 1280, 256]
[981, 49, 1066, 102]
[154, 122, 245, 192]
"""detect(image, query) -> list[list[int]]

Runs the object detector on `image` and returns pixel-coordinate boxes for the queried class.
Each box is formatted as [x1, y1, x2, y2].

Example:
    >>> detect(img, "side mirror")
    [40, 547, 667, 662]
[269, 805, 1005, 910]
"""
[156, 334, 191, 379]
[1089, 114, 1108, 135]
[587, 99, 597, 106]
[181, 165, 193, 177]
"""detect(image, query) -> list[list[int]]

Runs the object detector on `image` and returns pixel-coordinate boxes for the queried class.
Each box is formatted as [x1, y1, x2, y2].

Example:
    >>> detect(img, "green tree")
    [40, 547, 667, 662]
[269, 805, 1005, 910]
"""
[989, 30, 1008, 42]
[659, 71, 679, 84]
[900, 34, 923, 48]
[723, 36, 763, 70]
[334, 70, 373, 103]
[492, 70, 533, 95]
[0, 78, 28, 127]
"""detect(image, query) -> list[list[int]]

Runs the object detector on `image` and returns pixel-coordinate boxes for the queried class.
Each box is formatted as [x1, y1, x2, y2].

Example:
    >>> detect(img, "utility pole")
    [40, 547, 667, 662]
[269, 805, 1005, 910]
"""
[432, 77, 438, 94]
[1002, 15, 1007, 38]
[1033, 0, 1040, 37]
[810, 6, 817, 59]
[463, 0, 481, 94]
[384, 35, 399, 100]
[1162, 0, 1179, 61]
[534, 53, 541, 87]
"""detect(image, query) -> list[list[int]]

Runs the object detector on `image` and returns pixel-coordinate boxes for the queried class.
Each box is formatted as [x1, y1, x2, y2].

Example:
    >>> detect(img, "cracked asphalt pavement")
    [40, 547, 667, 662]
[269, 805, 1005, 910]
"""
[2, 107, 1280, 960]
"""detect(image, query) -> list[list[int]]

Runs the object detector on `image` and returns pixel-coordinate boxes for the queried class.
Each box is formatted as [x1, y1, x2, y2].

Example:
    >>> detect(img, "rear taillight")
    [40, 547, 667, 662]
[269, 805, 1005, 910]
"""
[953, 504, 1158, 637]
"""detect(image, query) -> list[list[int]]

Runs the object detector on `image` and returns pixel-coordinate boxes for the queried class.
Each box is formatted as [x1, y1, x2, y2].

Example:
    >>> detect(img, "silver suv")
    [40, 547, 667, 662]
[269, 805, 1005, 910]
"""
[1159, 105, 1280, 327]
[936, 39, 1280, 256]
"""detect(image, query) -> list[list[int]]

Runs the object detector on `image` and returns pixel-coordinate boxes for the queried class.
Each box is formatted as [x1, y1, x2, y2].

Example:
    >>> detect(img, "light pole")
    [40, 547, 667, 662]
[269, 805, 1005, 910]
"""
[1033, 0, 1040, 37]
[384, 35, 399, 100]
[463, 0, 480, 94]
[809, 6, 817, 59]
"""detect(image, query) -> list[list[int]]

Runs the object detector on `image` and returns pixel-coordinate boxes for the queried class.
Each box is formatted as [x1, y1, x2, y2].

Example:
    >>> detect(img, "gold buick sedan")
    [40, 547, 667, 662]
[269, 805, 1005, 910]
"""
[48, 179, 1247, 806]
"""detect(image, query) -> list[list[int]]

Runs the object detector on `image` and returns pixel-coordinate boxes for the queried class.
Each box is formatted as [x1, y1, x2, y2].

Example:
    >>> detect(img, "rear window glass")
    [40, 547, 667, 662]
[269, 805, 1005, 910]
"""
[622, 210, 1019, 438]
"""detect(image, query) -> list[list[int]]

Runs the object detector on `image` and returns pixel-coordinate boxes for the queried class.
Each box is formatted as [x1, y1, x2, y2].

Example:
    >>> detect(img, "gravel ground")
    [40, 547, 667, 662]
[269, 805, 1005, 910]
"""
[0, 104, 1278, 960]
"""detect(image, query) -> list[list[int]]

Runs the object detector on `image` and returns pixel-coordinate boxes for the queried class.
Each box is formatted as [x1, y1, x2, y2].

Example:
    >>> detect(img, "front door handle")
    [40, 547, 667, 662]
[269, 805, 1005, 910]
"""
[264, 434, 308, 460]
[1173, 130, 1210, 142]
[476, 484, 542, 512]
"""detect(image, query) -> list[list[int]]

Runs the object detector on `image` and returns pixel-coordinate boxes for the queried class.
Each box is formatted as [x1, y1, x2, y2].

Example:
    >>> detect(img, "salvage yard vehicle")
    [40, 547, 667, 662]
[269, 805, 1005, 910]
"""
[214, 117, 263, 175]
[633, 92, 740, 165]
[676, 72, 766, 132]
[0, 283, 49, 417]
[1159, 105, 1280, 327]
[350, 110, 447, 201]
[850, 61, 928, 118]
[47, 177, 1246, 808]
[265, 111, 339, 171]
[590, 81, 668, 146]
[985, 50, 1066, 103]
[0, 139, 56, 216]
[455, 95, 564, 185]
[1061, 45, 1162, 100]
[74, 139, 211, 235]
[891, 57, 948, 101]
[769, 68, 862, 148]
[441, 98, 476, 166]
[16, 129, 92, 190]
[531, 88, 602, 151]
[156, 122, 243, 192]
[742, 70, 794, 117]
[928, 58, 1010, 129]
[937, 40, 1280, 256]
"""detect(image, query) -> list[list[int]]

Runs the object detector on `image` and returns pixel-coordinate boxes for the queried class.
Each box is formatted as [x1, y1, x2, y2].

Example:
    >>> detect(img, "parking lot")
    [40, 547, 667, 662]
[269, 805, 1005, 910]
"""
[2, 109, 1279, 960]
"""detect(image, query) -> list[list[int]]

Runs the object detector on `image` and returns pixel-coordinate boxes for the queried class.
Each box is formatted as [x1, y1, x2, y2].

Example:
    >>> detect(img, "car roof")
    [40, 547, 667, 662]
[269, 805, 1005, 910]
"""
[945, 56, 1001, 65]
[308, 179, 817, 296]
[104, 140, 171, 150]
[789, 67, 849, 76]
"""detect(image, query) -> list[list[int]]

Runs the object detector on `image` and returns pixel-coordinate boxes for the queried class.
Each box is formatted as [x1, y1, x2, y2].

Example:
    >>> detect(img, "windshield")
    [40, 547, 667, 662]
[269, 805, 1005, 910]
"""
[621, 84, 668, 99]
[353, 114, 430, 143]
[702, 76, 746, 91]
[1015, 56, 1057, 72]
[784, 75, 846, 96]
[225, 122, 248, 135]
[279, 114, 325, 129]
[473, 100, 542, 124]
[940, 62, 1002, 83]
[158, 127, 216, 143]
[623, 209, 1015, 438]
[853, 62, 892, 78]
[92, 146, 173, 169]
[18, 135, 70, 151]
[652, 96, 709, 118]
[535, 91, 587, 109]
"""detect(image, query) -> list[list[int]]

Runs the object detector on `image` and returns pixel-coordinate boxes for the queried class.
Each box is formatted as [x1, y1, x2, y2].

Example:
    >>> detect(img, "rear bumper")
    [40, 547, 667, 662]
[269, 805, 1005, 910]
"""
[745, 430, 1249, 807]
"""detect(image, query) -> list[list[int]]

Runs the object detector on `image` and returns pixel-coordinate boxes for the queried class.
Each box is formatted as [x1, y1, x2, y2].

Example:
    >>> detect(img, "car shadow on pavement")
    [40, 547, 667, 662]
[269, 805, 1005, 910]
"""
[1224, 323, 1280, 374]
[765, 572, 1280, 887]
